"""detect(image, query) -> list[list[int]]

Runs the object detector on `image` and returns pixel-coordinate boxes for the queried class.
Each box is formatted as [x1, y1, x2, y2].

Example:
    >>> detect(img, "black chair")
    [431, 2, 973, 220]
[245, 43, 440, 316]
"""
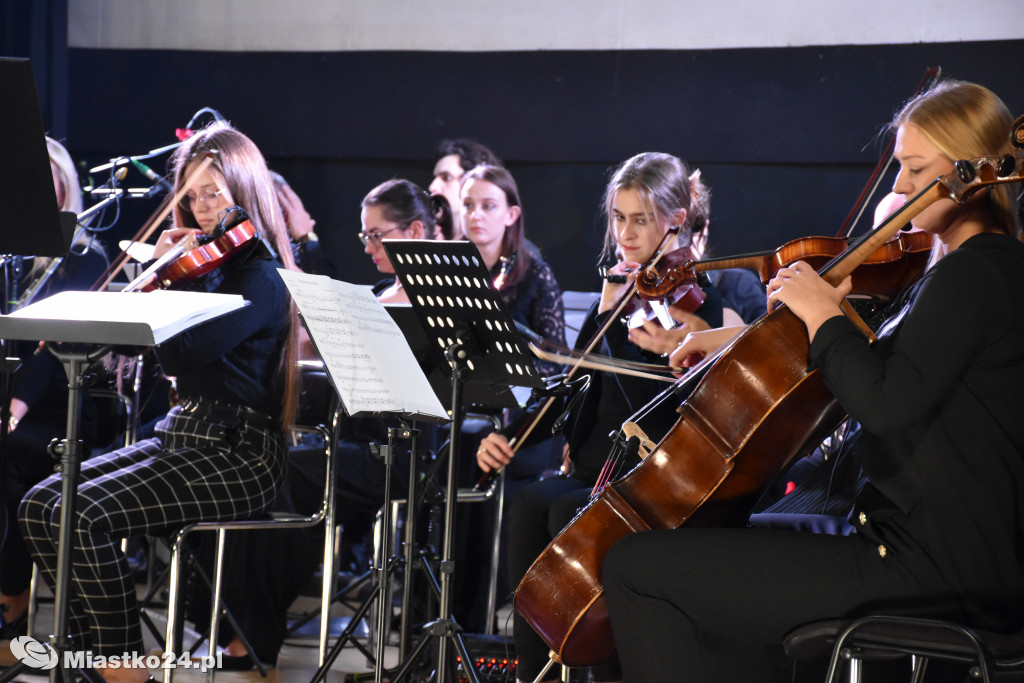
[784, 614, 1024, 682]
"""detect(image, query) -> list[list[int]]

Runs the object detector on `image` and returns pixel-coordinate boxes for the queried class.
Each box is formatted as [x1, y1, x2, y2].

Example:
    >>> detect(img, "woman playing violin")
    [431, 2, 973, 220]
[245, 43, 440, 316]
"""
[19, 122, 299, 683]
[603, 80, 1024, 682]
[624, 174, 765, 357]
[479, 152, 723, 683]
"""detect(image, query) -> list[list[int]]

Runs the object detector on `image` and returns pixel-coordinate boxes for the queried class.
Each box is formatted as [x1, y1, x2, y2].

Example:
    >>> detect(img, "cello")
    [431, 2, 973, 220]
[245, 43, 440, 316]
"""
[514, 144, 1024, 668]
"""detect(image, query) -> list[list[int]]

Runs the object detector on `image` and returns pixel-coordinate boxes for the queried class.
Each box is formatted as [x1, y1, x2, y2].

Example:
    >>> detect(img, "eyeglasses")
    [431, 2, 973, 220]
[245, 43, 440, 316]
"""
[179, 189, 224, 212]
[357, 226, 404, 247]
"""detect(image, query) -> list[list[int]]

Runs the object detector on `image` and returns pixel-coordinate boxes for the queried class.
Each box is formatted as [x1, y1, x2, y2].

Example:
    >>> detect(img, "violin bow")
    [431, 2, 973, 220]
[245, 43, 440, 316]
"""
[835, 66, 941, 238]
[503, 226, 682, 453]
[472, 227, 686, 492]
[92, 152, 218, 292]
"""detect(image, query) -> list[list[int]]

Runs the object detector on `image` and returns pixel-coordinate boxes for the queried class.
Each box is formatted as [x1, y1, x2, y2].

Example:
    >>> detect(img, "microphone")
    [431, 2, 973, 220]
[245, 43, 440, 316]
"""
[131, 159, 173, 195]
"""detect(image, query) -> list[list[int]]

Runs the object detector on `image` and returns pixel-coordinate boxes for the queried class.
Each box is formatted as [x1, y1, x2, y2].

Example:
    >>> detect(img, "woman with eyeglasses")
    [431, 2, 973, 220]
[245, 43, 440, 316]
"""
[19, 122, 298, 683]
[359, 177, 454, 303]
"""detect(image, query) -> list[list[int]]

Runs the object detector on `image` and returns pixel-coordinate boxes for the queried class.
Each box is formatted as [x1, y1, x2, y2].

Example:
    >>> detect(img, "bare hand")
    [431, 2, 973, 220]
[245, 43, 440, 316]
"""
[628, 307, 711, 355]
[667, 326, 744, 373]
[153, 227, 202, 260]
[476, 432, 515, 472]
[276, 183, 316, 240]
[766, 261, 851, 340]
[598, 260, 640, 314]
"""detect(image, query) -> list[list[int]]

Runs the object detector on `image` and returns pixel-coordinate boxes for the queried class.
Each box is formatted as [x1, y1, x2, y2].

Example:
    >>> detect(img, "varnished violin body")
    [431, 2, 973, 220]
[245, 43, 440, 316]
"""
[636, 231, 933, 304]
[621, 246, 706, 328]
[126, 220, 259, 292]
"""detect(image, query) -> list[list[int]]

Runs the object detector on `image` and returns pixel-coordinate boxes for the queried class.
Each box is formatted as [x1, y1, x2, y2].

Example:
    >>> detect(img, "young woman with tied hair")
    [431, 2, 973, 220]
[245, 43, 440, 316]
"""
[360, 177, 455, 301]
[604, 80, 1024, 682]
[19, 122, 299, 683]
[477, 152, 724, 683]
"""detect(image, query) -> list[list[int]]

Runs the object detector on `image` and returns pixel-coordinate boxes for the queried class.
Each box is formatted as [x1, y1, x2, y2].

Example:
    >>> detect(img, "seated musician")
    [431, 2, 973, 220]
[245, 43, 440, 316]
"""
[625, 173, 764, 359]
[0, 136, 109, 640]
[447, 164, 568, 632]
[602, 80, 1024, 681]
[476, 152, 724, 683]
[428, 137, 502, 239]
[182, 177, 454, 672]
[18, 122, 299, 683]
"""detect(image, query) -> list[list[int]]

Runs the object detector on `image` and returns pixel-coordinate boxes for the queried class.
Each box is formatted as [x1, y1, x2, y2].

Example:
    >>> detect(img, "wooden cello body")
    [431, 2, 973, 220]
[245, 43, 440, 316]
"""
[514, 143, 1024, 667]
[514, 303, 849, 666]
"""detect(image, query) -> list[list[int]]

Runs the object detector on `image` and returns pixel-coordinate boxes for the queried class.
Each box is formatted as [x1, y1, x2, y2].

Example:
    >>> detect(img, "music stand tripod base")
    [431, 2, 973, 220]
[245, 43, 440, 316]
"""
[384, 239, 543, 683]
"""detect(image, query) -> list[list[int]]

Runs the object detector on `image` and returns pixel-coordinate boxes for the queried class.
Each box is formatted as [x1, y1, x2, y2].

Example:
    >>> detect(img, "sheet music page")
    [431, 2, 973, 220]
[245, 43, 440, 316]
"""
[278, 269, 448, 421]
[2, 290, 246, 345]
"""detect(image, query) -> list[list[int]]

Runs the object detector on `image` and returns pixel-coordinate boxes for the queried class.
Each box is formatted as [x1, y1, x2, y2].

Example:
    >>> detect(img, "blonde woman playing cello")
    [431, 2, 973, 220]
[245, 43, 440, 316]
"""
[604, 80, 1024, 682]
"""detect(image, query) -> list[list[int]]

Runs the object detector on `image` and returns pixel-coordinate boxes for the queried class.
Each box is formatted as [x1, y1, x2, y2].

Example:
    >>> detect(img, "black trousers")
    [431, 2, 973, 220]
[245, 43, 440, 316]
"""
[603, 526, 966, 682]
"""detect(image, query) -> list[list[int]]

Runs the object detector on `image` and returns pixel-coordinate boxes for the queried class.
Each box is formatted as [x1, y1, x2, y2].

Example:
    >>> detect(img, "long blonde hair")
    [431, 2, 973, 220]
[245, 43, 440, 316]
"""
[170, 123, 299, 429]
[892, 80, 1022, 242]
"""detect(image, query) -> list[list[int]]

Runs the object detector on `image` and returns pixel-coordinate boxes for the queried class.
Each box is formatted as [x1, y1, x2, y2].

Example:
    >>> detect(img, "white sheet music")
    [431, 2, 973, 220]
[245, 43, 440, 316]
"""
[278, 269, 448, 421]
[0, 290, 246, 346]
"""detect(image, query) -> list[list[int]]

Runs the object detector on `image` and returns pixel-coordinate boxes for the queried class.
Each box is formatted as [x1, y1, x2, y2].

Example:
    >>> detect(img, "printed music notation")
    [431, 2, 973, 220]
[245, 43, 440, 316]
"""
[277, 269, 448, 421]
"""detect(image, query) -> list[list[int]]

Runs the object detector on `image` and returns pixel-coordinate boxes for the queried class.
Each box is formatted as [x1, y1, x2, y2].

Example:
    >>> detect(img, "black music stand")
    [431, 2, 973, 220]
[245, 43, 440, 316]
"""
[275, 270, 450, 683]
[0, 291, 245, 683]
[383, 239, 543, 683]
[0, 57, 83, 683]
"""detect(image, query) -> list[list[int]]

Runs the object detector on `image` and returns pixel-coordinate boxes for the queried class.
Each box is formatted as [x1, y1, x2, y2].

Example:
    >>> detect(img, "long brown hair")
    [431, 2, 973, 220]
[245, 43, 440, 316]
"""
[170, 122, 299, 430]
[461, 165, 529, 285]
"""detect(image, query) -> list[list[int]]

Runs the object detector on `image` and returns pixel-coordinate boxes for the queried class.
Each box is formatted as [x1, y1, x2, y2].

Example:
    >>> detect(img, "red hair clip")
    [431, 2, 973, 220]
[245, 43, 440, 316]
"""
[175, 128, 195, 142]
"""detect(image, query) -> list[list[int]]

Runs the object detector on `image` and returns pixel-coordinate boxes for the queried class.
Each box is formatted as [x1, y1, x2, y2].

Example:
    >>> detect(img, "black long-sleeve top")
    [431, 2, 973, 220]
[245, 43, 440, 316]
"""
[156, 252, 290, 421]
[809, 232, 1024, 632]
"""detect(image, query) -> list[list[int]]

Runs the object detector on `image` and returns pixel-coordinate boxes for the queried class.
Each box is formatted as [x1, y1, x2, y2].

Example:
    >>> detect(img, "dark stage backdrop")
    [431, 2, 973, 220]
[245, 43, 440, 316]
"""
[40, 41, 1024, 291]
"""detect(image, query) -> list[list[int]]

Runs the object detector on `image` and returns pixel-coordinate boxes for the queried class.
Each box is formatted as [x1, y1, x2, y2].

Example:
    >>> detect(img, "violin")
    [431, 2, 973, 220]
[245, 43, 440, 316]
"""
[124, 216, 260, 292]
[614, 246, 707, 329]
[93, 153, 218, 292]
[514, 144, 1024, 669]
[635, 230, 933, 304]
[474, 228, 693, 491]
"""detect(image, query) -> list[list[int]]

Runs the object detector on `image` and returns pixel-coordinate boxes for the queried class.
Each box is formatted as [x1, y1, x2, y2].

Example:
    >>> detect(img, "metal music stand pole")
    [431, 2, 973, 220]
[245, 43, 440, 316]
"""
[46, 344, 111, 683]
[382, 239, 544, 683]
[307, 420, 422, 683]
[388, 330, 479, 683]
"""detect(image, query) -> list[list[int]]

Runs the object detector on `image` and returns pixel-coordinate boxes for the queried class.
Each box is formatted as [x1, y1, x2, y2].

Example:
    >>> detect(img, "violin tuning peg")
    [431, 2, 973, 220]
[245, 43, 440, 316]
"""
[954, 159, 976, 183]
[1011, 115, 1024, 150]
[996, 154, 1017, 178]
